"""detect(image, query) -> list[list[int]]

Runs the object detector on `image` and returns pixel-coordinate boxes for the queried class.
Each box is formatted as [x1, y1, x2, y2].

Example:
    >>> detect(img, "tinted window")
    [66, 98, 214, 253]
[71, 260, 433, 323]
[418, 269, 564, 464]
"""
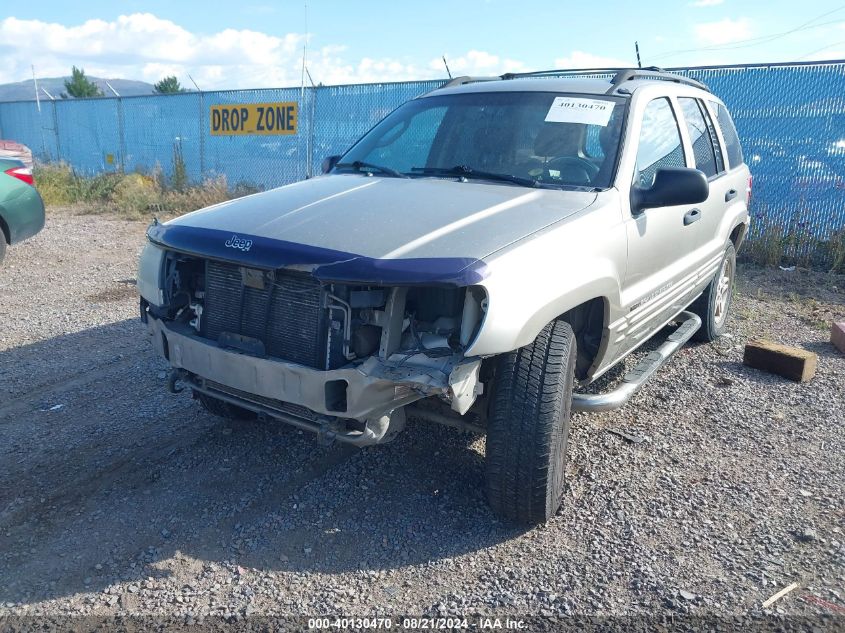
[679, 97, 719, 178]
[699, 101, 725, 173]
[340, 92, 626, 189]
[635, 98, 686, 187]
[712, 102, 744, 168]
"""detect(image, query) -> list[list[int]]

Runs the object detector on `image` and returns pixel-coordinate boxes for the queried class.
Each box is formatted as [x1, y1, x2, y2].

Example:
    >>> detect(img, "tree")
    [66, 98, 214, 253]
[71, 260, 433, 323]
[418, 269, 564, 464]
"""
[63, 66, 103, 98]
[154, 76, 185, 94]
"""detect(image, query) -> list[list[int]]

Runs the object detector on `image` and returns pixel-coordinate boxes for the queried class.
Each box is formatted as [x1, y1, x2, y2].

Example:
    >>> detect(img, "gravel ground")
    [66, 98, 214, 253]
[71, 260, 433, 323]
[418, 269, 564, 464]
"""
[0, 209, 843, 628]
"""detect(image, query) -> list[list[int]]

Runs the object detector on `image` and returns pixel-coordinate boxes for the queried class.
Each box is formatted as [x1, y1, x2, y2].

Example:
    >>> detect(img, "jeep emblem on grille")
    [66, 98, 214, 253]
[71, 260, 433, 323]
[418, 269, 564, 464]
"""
[225, 234, 253, 252]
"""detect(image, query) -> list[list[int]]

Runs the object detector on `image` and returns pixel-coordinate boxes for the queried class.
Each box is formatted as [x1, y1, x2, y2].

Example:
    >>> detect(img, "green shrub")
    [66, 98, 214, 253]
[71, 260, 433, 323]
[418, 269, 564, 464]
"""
[162, 176, 230, 215]
[33, 163, 77, 206]
[110, 173, 163, 218]
[829, 228, 845, 274]
[171, 142, 188, 192]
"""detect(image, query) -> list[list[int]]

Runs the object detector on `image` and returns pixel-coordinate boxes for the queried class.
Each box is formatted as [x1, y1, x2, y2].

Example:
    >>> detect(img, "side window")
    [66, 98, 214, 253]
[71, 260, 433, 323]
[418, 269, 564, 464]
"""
[698, 100, 725, 173]
[635, 98, 686, 187]
[678, 97, 720, 178]
[711, 101, 744, 168]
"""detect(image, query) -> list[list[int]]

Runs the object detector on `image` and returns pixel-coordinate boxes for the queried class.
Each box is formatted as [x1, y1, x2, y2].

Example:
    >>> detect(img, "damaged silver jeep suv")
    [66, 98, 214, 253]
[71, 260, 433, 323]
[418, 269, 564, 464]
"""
[138, 68, 750, 524]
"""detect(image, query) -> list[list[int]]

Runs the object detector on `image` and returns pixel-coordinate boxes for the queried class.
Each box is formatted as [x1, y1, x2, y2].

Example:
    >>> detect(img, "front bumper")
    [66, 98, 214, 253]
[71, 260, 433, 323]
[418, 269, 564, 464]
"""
[145, 316, 482, 427]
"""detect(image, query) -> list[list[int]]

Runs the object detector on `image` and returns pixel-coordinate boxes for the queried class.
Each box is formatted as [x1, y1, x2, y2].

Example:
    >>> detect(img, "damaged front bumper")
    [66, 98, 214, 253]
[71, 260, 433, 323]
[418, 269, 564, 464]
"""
[145, 316, 482, 445]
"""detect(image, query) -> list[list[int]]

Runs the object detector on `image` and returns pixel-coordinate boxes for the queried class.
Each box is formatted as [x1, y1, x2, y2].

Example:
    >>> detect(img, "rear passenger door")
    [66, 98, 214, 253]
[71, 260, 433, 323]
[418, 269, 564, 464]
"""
[676, 96, 728, 269]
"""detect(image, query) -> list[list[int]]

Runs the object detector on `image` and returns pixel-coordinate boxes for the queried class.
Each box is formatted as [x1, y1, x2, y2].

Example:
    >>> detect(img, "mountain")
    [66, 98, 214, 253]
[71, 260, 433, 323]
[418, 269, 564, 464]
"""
[0, 77, 157, 102]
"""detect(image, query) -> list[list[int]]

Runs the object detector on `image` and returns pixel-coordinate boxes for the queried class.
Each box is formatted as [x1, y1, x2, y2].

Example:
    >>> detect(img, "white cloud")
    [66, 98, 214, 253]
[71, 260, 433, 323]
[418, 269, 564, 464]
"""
[801, 48, 845, 62]
[0, 13, 633, 90]
[0, 13, 446, 88]
[690, 0, 725, 7]
[694, 17, 752, 45]
[432, 50, 530, 76]
[0, 13, 310, 88]
[553, 51, 634, 69]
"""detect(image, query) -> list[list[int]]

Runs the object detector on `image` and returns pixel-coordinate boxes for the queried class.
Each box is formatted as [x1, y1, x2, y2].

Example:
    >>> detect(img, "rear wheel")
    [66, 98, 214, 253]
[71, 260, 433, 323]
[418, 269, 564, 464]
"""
[691, 242, 736, 342]
[194, 391, 257, 421]
[485, 319, 577, 525]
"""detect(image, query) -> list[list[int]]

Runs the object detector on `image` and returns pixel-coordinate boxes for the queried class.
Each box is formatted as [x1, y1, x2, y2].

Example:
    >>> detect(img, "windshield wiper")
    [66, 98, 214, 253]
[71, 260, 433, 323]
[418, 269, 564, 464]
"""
[334, 160, 408, 178]
[410, 165, 538, 188]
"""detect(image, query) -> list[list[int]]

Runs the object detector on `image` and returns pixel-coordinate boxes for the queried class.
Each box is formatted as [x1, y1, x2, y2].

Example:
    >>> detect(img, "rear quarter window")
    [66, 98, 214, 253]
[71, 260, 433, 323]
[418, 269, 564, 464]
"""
[711, 102, 744, 169]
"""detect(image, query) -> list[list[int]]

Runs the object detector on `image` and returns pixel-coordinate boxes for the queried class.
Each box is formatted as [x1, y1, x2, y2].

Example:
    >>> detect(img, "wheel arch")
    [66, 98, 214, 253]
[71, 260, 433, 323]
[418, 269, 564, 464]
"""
[0, 210, 10, 245]
[556, 296, 609, 381]
[729, 221, 748, 252]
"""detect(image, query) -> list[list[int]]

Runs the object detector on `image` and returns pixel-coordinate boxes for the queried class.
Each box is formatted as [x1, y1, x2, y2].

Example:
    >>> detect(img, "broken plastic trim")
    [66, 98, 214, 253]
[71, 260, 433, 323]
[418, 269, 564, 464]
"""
[146, 224, 489, 287]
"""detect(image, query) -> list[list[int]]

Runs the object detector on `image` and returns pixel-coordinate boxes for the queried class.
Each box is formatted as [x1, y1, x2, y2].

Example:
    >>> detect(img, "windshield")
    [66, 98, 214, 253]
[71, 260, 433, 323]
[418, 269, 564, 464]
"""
[336, 91, 626, 189]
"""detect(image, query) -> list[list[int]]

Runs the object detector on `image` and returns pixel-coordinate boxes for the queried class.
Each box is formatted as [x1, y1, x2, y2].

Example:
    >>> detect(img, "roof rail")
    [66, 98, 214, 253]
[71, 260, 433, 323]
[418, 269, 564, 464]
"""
[433, 67, 709, 94]
[439, 75, 501, 89]
[499, 67, 627, 79]
[607, 67, 709, 93]
[502, 66, 709, 92]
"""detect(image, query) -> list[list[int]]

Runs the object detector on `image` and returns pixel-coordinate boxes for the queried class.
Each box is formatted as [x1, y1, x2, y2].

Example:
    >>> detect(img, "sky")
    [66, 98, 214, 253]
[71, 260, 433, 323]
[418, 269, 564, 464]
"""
[2, 1, 845, 90]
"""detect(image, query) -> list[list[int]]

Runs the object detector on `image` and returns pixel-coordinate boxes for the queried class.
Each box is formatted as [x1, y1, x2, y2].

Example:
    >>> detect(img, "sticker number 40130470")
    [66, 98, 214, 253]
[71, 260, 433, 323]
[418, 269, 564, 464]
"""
[544, 97, 614, 126]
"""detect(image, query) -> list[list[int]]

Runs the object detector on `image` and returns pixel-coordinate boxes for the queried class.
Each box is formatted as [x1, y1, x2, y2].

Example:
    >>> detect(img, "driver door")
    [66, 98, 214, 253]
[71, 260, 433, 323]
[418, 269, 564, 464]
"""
[620, 97, 699, 351]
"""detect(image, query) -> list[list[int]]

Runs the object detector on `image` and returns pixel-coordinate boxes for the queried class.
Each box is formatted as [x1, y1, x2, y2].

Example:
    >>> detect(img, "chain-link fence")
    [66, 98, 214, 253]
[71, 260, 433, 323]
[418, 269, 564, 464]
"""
[0, 63, 844, 244]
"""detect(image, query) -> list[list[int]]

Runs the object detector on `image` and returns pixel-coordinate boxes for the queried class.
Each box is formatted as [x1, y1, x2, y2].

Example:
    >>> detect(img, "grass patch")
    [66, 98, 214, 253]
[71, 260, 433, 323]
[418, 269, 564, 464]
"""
[34, 162, 261, 220]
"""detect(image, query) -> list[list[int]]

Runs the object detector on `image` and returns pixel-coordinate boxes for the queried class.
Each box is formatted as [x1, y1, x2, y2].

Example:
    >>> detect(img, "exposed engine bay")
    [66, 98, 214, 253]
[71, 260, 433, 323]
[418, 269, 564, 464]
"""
[139, 247, 488, 445]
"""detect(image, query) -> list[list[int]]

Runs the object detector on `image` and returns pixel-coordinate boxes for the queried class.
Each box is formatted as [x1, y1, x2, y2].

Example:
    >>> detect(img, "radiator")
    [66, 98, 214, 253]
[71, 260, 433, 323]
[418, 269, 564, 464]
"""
[201, 260, 328, 369]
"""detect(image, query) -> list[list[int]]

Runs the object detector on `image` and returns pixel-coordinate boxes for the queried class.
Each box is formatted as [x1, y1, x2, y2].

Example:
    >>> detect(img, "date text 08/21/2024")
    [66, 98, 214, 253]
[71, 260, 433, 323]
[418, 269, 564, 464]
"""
[307, 617, 528, 630]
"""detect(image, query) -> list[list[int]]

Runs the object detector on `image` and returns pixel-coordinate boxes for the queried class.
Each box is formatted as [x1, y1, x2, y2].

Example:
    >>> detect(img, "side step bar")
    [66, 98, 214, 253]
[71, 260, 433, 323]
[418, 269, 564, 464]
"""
[572, 310, 702, 413]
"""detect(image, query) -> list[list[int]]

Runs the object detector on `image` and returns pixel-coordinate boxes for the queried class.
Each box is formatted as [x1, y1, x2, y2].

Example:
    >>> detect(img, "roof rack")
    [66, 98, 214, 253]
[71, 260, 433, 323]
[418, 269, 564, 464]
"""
[607, 67, 709, 93]
[435, 66, 709, 94]
[439, 75, 501, 89]
[499, 67, 627, 79]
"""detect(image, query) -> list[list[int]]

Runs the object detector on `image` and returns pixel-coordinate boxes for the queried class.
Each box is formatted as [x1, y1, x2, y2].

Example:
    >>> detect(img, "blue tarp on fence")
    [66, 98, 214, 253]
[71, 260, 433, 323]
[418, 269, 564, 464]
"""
[0, 62, 843, 240]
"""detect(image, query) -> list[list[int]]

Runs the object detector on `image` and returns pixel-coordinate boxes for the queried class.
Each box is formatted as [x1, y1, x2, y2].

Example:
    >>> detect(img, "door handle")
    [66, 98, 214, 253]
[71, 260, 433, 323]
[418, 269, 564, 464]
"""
[725, 189, 738, 202]
[683, 208, 702, 226]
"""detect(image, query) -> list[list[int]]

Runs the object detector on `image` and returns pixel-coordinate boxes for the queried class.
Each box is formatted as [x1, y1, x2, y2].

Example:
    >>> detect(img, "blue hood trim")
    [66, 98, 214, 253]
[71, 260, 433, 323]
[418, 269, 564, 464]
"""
[147, 224, 489, 287]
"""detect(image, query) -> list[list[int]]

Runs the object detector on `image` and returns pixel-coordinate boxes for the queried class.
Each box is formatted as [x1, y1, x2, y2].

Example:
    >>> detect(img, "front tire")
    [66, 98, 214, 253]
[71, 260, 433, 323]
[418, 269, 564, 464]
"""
[691, 242, 736, 342]
[485, 319, 577, 525]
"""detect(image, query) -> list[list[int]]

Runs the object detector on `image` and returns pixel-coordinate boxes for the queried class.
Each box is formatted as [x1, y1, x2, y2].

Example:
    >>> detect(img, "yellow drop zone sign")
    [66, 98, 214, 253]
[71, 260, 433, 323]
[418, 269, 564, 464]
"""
[210, 102, 298, 135]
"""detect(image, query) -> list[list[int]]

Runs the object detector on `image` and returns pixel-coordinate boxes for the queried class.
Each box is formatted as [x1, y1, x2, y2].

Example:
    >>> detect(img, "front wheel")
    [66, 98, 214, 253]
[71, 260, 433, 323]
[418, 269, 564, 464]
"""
[485, 319, 577, 525]
[691, 242, 736, 342]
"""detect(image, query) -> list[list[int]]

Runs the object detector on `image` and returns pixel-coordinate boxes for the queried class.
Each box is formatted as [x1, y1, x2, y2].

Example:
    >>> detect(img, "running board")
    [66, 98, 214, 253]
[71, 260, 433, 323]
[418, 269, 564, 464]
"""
[572, 310, 701, 413]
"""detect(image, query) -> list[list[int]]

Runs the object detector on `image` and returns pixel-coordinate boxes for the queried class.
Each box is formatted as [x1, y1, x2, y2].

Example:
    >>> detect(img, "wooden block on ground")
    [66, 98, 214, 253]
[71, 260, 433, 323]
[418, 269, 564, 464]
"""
[743, 339, 817, 382]
[832, 321, 845, 355]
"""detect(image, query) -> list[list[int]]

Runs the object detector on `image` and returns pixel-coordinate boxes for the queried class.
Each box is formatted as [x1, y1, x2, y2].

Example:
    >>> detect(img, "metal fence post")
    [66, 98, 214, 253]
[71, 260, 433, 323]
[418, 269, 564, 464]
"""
[307, 85, 317, 178]
[198, 91, 206, 181]
[51, 100, 61, 162]
[116, 96, 126, 172]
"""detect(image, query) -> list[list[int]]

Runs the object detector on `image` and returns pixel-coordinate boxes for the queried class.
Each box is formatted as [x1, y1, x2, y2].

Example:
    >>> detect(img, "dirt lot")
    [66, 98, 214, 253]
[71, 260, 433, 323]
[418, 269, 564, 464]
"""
[1, 209, 843, 626]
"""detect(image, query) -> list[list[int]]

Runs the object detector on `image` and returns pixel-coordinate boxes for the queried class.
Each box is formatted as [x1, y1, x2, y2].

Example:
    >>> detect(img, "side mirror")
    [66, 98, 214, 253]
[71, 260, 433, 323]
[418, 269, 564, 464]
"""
[631, 167, 709, 213]
[321, 155, 341, 174]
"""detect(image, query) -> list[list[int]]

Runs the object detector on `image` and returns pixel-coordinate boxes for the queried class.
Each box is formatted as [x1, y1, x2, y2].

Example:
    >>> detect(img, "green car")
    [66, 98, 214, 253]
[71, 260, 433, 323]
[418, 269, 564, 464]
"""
[0, 158, 45, 264]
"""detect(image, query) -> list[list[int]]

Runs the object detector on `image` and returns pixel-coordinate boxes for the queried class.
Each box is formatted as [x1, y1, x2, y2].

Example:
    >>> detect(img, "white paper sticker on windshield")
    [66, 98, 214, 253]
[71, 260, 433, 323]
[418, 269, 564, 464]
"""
[544, 97, 614, 126]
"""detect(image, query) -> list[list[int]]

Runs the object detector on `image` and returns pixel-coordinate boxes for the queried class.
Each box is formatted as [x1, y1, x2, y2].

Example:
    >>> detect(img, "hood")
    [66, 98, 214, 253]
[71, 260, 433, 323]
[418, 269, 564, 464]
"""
[149, 175, 596, 286]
